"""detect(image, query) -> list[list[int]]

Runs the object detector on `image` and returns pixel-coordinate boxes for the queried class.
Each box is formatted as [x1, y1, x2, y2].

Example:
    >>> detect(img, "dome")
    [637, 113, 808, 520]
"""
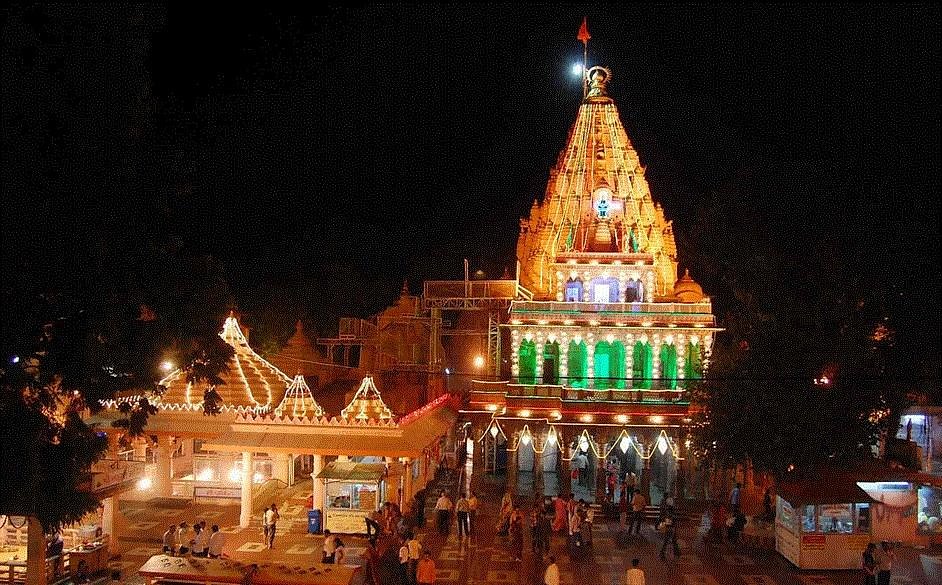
[673, 269, 705, 303]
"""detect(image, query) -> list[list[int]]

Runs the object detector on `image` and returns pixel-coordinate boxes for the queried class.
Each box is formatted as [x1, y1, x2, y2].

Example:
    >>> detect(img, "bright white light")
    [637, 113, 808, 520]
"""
[579, 437, 590, 452]
[228, 467, 241, 483]
[11, 355, 20, 364]
[490, 425, 498, 439]
[253, 472, 265, 484]
[136, 477, 152, 491]
[657, 436, 669, 455]
[546, 431, 557, 445]
[474, 355, 485, 369]
[521, 433, 531, 446]
[197, 468, 214, 482]
[619, 436, 632, 453]
[445, 368, 450, 375]
[160, 361, 174, 372]
[572, 63, 583, 76]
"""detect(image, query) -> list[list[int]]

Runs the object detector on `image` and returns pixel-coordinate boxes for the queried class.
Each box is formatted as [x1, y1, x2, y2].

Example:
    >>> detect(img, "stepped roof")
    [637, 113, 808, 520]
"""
[274, 374, 325, 419]
[157, 315, 292, 411]
[340, 375, 394, 422]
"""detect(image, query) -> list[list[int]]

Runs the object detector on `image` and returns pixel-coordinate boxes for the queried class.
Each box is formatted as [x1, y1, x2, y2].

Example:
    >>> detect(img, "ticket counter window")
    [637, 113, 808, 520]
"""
[855, 503, 871, 533]
[819, 504, 853, 534]
[802, 505, 816, 532]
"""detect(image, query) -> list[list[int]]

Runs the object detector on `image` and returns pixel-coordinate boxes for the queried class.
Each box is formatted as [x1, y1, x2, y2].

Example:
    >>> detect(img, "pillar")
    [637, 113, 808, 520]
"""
[559, 433, 571, 496]
[239, 452, 253, 528]
[288, 454, 296, 486]
[507, 431, 519, 495]
[311, 455, 325, 512]
[273, 453, 290, 485]
[101, 496, 119, 555]
[595, 445, 607, 503]
[472, 427, 485, 477]
[153, 439, 173, 497]
[534, 432, 545, 498]
[26, 515, 47, 585]
[640, 438, 652, 502]
[402, 459, 413, 508]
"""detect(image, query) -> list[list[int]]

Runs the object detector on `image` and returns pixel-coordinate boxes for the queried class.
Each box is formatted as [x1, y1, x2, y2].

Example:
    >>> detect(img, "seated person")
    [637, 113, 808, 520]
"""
[207, 525, 226, 559]
[46, 532, 64, 576]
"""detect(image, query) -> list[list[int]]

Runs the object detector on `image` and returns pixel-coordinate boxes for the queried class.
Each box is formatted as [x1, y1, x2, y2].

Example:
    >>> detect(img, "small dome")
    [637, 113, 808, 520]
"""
[674, 269, 704, 303]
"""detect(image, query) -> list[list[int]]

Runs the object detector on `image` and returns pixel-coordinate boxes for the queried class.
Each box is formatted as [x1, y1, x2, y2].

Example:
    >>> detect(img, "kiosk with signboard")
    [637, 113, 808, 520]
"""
[317, 462, 386, 535]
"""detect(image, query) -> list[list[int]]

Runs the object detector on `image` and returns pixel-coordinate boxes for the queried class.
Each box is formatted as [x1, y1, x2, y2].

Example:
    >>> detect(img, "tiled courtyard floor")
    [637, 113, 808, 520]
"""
[105, 478, 941, 585]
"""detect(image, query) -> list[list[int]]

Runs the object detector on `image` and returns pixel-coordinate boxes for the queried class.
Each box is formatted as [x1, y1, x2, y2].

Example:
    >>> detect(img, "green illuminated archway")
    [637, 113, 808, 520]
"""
[684, 342, 702, 384]
[632, 341, 653, 389]
[660, 343, 678, 389]
[593, 341, 626, 389]
[542, 341, 560, 384]
[519, 340, 536, 385]
[567, 340, 588, 388]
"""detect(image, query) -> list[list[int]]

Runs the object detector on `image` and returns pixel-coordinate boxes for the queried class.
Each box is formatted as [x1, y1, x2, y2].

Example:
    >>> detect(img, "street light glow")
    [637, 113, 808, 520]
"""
[473, 355, 485, 369]
[572, 63, 583, 76]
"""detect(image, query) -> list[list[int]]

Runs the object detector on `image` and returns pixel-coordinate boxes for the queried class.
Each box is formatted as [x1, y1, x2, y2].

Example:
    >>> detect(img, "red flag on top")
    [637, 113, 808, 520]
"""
[577, 17, 591, 45]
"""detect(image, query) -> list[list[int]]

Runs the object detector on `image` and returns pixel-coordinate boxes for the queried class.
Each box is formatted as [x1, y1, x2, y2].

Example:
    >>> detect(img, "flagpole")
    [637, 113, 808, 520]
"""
[582, 39, 588, 99]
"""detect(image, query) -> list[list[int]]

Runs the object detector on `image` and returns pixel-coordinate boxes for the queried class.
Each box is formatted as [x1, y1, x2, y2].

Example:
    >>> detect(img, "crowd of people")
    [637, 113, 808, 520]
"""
[161, 519, 228, 558]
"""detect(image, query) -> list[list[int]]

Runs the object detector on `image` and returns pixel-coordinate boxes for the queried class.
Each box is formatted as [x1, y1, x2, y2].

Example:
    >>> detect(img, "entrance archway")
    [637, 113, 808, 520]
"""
[542, 341, 560, 384]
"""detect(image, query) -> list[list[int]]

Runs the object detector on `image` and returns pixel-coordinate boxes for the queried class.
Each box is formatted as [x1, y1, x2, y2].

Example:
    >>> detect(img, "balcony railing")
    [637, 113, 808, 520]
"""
[83, 458, 146, 494]
[510, 300, 715, 321]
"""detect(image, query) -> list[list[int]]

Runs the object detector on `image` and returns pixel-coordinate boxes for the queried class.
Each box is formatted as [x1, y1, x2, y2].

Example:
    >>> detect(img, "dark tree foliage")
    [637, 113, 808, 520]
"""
[0, 4, 235, 531]
[683, 162, 939, 478]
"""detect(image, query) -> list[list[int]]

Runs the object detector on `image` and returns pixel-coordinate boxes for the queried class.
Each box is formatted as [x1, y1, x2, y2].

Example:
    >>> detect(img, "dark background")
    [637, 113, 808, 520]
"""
[2, 4, 938, 347]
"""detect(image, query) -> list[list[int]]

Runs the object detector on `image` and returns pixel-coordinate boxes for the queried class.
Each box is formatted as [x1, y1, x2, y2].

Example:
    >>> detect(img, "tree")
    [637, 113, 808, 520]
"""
[0, 4, 235, 540]
[682, 163, 937, 479]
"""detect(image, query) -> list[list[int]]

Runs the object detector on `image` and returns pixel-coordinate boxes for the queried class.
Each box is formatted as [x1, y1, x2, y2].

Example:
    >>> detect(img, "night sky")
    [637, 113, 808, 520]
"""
[2, 4, 939, 342]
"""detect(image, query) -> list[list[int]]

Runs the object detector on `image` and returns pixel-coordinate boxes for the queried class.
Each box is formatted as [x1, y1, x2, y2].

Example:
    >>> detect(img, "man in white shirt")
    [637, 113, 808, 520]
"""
[435, 490, 453, 536]
[207, 525, 226, 558]
[626, 558, 645, 585]
[264, 504, 280, 549]
[544, 556, 560, 585]
[192, 522, 210, 557]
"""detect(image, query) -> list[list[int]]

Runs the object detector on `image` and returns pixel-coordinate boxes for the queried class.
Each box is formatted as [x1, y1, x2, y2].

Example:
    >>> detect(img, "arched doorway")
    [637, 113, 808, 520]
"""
[568, 340, 588, 388]
[632, 341, 653, 389]
[542, 341, 560, 384]
[660, 343, 678, 389]
[519, 339, 536, 384]
[648, 435, 677, 506]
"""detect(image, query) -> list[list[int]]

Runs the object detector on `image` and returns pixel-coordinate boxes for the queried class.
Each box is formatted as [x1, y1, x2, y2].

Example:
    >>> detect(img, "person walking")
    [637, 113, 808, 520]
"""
[552, 495, 568, 534]
[455, 493, 470, 539]
[416, 551, 436, 585]
[467, 491, 479, 534]
[435, 490, 453, 536]
[630, 490, 647, 535]
[509, 506, 524, 561]
[877, 541, 894, 585]
[544, 556, 560, 585]
[862, 542, 877, 585]
[265, 503, 280, 549]
[658, 505, 680, 560]
[626, 558, 646, 585]
[261, 505, 270, 544]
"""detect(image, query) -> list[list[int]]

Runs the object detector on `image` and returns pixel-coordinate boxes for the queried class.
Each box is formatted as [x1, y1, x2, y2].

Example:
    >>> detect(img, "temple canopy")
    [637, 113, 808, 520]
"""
[341, 375, 394, 422]
[274, 374, 324, 419]
[157, 315, 292, 410]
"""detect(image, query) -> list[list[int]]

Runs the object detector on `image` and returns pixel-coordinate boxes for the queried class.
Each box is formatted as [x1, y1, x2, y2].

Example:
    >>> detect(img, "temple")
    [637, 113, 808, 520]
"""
[462, 64, 720, 504]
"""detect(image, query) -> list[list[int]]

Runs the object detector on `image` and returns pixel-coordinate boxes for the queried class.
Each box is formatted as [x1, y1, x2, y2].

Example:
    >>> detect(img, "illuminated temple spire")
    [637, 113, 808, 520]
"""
[274, 374, 324, 419]
[341, 375, 394, 423]
[516, 61, 679, 299]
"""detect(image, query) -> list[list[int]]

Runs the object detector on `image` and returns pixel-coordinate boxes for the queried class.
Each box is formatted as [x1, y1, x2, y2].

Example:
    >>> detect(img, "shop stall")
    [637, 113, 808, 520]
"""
[316, 462, 386, 534]
[775, 474, 875, 570]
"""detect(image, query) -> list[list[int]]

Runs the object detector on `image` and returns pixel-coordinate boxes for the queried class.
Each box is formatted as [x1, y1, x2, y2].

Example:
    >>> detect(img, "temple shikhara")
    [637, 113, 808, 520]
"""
[463, 64, 719, 504]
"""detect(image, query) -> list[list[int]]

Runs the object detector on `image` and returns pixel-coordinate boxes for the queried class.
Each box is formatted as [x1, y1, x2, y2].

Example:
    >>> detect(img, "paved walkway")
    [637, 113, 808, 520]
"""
[102, 474, 941, 585]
